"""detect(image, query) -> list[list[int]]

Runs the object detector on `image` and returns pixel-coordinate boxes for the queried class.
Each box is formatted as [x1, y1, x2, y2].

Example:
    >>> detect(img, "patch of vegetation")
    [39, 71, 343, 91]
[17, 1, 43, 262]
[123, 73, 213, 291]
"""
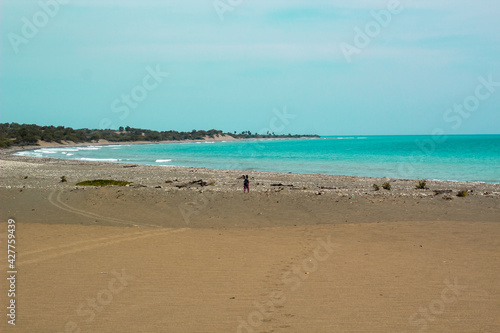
[382, 182, 391, 190]
[76, 179, 132, 186]
[60, 176, 67, 183]
[456, 190, 469, 197]
[415, 180, 428, 190]
[0, 138, 14, 148]
[372, 184, 380, 191]
[0, 123, 320, 147]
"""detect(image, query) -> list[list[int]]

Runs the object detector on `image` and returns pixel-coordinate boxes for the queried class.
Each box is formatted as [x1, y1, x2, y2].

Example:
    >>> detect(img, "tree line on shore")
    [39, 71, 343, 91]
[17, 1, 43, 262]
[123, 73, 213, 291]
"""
[0, 123, 319, 147]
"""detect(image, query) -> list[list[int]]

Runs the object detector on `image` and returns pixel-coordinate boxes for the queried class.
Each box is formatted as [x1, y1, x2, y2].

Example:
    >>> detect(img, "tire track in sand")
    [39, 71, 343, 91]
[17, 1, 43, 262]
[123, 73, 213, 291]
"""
[20, 190, 186, 265]
[19, 228, 187, 265]
[21, 228, 159, 257]
[48, 190, 160, 228]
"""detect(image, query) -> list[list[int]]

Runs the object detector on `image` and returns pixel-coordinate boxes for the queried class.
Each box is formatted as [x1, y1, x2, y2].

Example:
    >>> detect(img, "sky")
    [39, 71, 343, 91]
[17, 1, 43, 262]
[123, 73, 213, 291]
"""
[1, 0, 499, 136]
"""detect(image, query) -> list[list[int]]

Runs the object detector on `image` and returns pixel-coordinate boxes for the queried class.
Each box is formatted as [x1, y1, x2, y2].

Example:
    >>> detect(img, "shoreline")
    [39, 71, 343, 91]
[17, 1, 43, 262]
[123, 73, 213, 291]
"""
[3, 140, 499, 186]
[3, 135, 320, 151]
[2, 152, 499, 229]
[1, 152, 499, 197]
[1, 135, 320, 155]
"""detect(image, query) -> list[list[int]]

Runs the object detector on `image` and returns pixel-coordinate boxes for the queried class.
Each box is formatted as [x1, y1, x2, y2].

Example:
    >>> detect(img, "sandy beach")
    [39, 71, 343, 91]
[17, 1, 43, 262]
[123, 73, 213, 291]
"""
[1, 150, 499, 332]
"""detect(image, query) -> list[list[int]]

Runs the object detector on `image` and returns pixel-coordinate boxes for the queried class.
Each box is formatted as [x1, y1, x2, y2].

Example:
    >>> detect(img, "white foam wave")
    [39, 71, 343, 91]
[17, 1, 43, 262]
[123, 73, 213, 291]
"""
[77, 147, 100, 150]
[80, 158, 120, 162]
[155, 159, 172, 163]
[34, 149, 57, 154]
[40, 148, 80, 152]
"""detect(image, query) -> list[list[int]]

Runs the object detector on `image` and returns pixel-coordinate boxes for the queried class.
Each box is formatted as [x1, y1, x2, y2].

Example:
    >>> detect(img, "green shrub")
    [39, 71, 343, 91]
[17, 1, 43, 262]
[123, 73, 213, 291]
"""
[0, 138, 13, 148]
[382, 182, 391, 190]
[415, 180, 428, 189]
[76, 179, 131, 186]
[373, 184, 380, 191]
[60, 176, 67, 183]
[457, 190, 468, 197]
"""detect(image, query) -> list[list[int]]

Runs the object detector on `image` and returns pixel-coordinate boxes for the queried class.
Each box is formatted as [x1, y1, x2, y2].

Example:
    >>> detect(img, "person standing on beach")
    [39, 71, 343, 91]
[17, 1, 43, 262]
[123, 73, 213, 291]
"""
[243, 175, 250, 193]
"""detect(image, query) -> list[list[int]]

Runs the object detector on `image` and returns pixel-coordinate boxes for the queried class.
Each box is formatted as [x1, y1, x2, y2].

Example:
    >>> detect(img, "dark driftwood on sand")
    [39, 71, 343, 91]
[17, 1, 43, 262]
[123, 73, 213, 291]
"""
[176, 179, 208, 188]
[433, 190, 453, 195]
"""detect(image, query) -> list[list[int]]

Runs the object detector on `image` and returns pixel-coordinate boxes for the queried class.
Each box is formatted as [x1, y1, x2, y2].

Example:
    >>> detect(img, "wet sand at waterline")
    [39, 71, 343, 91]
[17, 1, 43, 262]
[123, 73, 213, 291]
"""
[1, 155, 499, 332]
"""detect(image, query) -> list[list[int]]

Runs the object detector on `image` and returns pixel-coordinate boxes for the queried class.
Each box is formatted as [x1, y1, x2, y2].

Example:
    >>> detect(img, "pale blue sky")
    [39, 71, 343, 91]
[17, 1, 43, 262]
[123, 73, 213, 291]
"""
[1, 0, 499, 135]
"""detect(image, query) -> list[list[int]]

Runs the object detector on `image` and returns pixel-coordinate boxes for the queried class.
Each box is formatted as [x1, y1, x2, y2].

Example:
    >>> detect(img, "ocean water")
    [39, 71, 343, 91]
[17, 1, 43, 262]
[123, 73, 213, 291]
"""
[16, 135, 500, 183]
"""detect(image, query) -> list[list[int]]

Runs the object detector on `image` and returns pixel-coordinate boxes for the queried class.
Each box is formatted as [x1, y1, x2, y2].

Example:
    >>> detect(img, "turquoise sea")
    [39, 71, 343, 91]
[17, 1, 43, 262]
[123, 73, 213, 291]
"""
[16, 135, 500, 183]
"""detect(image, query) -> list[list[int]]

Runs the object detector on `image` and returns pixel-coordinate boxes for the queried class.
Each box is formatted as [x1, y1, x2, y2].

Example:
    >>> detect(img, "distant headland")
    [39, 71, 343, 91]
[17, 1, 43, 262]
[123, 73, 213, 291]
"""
[0, 123, 320, 148]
